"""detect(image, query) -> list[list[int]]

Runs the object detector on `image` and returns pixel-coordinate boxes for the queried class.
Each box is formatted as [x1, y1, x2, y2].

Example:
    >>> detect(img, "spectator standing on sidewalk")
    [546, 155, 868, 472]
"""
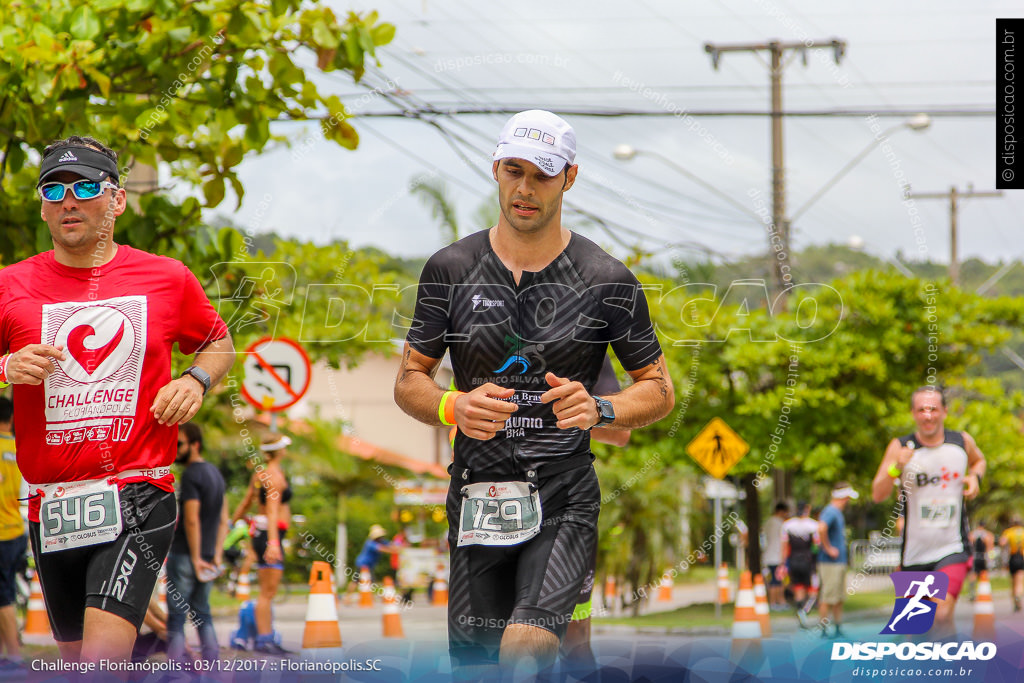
[817, 483, 858, 639]
[762, 502, 789, 610]
[165, 423, 228, 663]
[0, 397, 26, 676]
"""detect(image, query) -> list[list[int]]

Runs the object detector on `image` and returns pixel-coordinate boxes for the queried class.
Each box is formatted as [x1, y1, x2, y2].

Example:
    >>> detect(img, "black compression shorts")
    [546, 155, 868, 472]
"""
[29, 483, 176, 641]
[446, 461, 601, 669]
[1010, 552, 1024, 575]
[787, 557, 814, 589]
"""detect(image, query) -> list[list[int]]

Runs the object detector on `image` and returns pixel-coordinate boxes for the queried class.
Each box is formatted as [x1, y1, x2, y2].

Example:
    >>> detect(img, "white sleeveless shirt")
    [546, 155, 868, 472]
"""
[899, 430, 970, 567]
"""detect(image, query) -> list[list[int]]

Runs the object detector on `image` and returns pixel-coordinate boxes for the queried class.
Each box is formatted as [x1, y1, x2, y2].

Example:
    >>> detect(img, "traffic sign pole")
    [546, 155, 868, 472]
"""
[714, 495, 722, 619]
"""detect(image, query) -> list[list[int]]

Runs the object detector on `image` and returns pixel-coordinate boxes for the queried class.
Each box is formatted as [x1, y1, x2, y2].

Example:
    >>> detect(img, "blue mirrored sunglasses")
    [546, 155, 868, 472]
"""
[39, 179, 119, 202]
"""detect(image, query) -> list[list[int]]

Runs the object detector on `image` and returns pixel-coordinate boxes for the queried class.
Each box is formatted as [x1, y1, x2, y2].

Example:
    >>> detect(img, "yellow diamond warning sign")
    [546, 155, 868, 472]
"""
[686, 417, 749, 479]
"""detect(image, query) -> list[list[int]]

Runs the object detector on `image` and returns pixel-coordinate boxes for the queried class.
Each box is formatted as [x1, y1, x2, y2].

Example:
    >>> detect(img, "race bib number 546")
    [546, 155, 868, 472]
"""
[39, 478, 123, 553]
[458, 481, 542, 547]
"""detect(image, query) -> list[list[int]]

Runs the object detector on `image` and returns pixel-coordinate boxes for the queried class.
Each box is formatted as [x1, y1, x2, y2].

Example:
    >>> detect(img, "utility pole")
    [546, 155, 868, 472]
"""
[704, 39, 846, 296]
[905, 184, 1002, 286]
[704, 39, 846, 577]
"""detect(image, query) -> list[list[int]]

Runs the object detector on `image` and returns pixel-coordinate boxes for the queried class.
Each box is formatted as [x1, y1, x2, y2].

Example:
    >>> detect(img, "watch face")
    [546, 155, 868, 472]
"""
[597, 398, 615, 423]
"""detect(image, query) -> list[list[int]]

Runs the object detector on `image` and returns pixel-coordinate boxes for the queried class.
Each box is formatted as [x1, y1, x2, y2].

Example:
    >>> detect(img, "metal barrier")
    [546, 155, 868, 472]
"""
[847, 537, 901, 592]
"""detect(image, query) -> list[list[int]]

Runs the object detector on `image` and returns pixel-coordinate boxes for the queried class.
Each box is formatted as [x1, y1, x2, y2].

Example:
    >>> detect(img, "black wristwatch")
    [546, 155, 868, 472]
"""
[181, 366, 211, 394]
[592, 396, 615, 428]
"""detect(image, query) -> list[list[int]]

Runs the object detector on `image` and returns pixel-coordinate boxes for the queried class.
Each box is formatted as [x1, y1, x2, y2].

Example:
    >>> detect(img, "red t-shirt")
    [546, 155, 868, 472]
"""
[0, 246, 229, 521]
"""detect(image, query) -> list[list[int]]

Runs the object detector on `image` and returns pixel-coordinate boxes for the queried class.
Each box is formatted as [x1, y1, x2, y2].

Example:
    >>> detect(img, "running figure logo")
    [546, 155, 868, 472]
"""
[883, 571, 949, 634]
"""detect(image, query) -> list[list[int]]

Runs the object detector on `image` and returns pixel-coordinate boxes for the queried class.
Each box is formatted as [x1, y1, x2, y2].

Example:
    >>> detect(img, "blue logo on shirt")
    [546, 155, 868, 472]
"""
[493, 335, 545, 375]
[494, 355, 530, 374]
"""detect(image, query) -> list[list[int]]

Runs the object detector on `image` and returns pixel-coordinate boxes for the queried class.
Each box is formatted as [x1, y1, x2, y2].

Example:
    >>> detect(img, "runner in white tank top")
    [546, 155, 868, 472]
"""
[872, 387, 986, 638]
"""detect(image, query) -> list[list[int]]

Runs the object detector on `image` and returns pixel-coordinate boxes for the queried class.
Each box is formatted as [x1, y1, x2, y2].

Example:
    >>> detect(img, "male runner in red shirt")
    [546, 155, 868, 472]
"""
[0, 136, 234, 669]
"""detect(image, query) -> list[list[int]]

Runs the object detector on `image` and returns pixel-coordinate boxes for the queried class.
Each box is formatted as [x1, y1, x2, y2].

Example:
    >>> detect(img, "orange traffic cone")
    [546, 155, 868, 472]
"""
[657, 572, 673, 602]
[731, 571, 767, 674]
[432, 563, 449, 606]
[973, 570, 996, 640]
[604, 575, 617, 611]
[718, 563, 731, 605]
[358, 566, 374, 608]
[381, 577, 405, 638]
[236, 572, 251, 602]
[302, 561, 343, 649]
[753, 573, 772, 636]
[24, 571, 51, 639]
[731, 571, 762, 642]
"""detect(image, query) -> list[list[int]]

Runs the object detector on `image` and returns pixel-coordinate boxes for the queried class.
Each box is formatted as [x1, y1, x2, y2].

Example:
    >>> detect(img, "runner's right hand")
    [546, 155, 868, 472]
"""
[454, 383, 517, 440]
[4, 345, 65, 385]
[893, 444, 915, 469]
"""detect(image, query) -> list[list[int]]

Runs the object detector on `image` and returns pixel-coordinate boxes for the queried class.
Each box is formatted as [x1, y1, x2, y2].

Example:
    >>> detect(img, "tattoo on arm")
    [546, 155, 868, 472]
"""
[397, 349, 413, 384]
[655, 361, 669, 399]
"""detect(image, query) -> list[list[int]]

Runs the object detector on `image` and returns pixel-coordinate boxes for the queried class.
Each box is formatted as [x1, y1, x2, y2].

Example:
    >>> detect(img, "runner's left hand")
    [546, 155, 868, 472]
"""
[541, 372, 600, 430]
[151, 376, 204, 425]
[264, 542, 282, 565]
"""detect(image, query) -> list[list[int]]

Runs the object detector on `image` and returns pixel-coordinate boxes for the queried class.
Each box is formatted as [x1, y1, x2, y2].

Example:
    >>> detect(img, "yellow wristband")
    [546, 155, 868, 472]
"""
[438, 391, 464, 426]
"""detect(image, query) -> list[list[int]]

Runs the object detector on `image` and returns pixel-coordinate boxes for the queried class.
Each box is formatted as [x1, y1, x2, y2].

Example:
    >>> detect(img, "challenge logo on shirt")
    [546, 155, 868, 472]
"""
[40, 296, 147, 444]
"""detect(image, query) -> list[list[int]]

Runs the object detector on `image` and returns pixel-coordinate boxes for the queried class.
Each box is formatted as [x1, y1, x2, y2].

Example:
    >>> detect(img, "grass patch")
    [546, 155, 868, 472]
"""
[595, 588, 894, 629]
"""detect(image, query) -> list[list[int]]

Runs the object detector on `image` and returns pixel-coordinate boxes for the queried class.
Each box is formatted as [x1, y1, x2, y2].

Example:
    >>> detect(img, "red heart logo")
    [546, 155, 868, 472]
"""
[67, 322, 125, 375]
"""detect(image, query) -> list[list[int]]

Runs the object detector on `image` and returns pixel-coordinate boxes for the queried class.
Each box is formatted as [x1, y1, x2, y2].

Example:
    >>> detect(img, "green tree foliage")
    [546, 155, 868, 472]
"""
[599, 269, 1024, 579]
[411, 174, 460, 245]
[595, 443, 686, 616]
[410, 173, 497, 245]
[0, 0, 394, 266]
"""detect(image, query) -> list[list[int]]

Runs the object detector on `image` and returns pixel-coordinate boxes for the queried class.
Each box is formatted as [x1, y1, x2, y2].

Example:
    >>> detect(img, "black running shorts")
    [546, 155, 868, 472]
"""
[28, 482, 176, 641]
[446, 461, 601, 667]
[251, 527, 287, 570]
[787, 556, 814, 589]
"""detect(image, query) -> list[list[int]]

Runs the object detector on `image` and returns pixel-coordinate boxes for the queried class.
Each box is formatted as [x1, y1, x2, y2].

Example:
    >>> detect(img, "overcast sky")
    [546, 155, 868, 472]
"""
[218, 0, 1021, 269]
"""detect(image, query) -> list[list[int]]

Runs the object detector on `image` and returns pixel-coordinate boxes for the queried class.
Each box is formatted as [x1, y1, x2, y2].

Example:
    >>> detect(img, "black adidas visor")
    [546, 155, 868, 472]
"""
[37, 145, 119, 187]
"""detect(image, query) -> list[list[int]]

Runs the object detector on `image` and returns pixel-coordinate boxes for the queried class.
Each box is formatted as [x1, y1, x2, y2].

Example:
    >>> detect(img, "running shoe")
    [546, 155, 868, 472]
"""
[254, 641, 293, 656]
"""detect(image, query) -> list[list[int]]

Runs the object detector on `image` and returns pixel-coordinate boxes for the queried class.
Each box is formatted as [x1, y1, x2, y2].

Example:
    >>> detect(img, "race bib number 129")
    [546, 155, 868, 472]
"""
[458, 481, 542, 547]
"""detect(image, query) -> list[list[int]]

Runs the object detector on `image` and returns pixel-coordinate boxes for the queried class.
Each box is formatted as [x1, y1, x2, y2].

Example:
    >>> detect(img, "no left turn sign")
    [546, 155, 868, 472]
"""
[240, 337, 312, 412]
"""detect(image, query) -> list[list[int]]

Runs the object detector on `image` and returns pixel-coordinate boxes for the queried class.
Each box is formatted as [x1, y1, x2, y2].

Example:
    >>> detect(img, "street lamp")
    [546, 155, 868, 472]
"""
[614, 114, 930, 289]
[612, 144, 762, 223]
[788, 113, 931, 223]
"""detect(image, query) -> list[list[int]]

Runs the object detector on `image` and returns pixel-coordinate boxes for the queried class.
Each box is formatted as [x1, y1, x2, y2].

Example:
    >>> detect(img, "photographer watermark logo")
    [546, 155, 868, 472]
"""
[883, 571, 949, 635]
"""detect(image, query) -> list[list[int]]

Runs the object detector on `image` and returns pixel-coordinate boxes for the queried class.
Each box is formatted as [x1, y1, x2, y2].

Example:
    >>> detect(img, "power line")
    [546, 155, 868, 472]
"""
[280, 106, 994, 120]
[361, 53, 763, 238]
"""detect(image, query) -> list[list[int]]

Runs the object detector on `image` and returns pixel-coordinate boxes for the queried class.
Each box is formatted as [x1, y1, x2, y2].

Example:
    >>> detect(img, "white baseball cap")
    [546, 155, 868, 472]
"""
[832, 485, 859, 500]
[493, 110, 576, 176]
